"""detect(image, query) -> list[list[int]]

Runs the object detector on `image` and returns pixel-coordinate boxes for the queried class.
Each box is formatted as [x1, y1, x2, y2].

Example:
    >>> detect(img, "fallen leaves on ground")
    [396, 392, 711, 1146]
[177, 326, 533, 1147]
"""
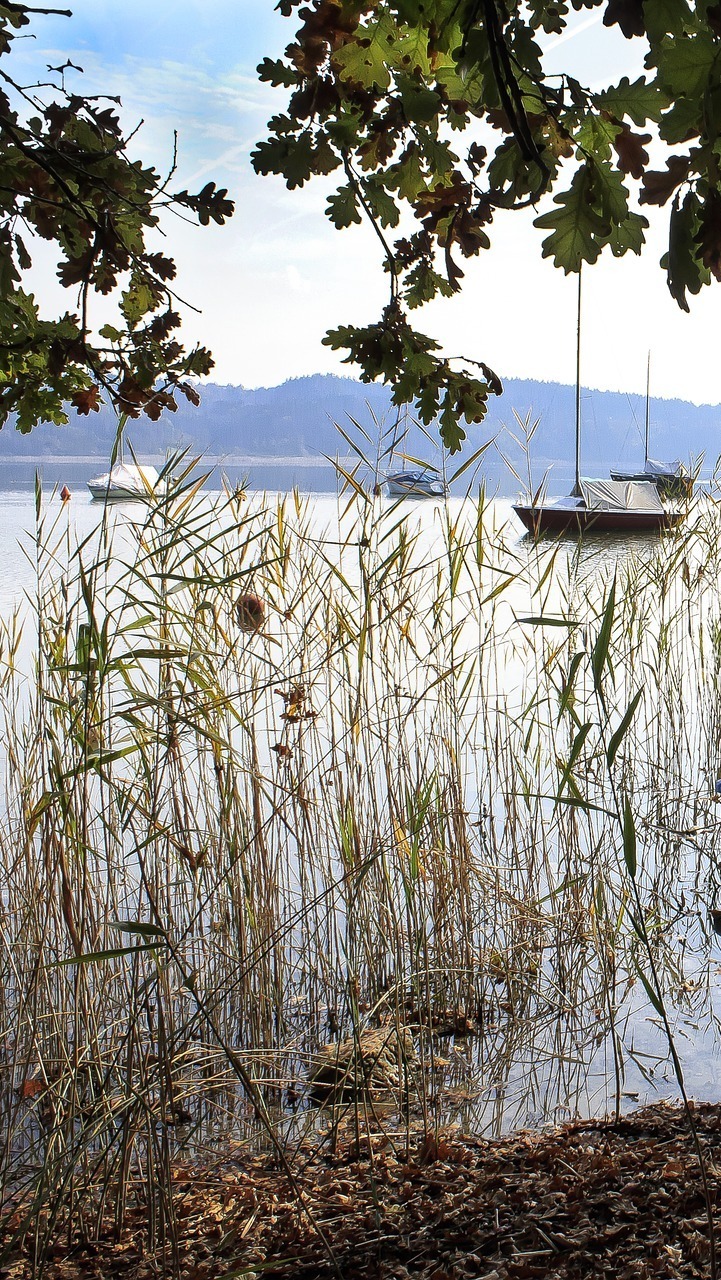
[2, 1101, 720, 1278]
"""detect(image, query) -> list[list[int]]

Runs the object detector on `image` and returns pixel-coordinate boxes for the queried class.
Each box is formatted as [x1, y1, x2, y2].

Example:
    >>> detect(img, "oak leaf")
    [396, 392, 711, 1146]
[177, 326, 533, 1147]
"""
[596, 76, 670, 126]
[19, 1079, 46, 1099]
[71, 385, 102, 415]
[664, 190, 709, 310]
[603, 0, 645, 37]
[640, 153, 692, 205]
[534, 166, 610, 272]
[613, 125, 652, 179]
[696, 190, 721, 281]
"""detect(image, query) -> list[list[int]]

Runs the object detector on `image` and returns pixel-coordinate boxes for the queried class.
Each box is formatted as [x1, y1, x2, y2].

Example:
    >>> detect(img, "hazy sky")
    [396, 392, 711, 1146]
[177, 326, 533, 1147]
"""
[17, 2, 721, 406]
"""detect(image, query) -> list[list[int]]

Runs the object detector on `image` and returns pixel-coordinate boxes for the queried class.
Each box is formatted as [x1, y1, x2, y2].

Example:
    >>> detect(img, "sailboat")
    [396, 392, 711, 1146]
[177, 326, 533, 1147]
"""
[610, 354, 692, 500]
[512, 276, 685, 537]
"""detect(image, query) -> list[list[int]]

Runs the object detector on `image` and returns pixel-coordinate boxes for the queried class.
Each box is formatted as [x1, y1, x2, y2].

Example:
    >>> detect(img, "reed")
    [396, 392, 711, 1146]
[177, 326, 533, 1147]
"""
[1, 460, 721, 1267]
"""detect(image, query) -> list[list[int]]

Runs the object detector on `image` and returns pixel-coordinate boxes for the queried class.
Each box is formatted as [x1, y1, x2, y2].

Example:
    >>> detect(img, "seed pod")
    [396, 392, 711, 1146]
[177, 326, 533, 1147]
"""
[235, 593, 265, 632]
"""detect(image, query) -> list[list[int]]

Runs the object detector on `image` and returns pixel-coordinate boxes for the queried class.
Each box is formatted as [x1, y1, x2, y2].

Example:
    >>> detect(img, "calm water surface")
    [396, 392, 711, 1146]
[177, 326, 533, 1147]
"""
[1, 477, 719, 1138]
[0, 480, 660, 616]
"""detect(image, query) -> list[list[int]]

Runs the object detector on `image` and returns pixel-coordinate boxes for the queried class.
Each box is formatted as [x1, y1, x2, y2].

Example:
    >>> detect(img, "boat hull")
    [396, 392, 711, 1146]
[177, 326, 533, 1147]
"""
[382, 468, 448, 498]
[513, 503, 684, 537]
[87, 483, 164, 502]
[385, 480, 447, 498]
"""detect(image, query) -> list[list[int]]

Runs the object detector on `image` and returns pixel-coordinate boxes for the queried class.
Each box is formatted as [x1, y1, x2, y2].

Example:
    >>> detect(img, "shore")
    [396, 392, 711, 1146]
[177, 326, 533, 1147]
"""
[2, 1102, 717, 1279]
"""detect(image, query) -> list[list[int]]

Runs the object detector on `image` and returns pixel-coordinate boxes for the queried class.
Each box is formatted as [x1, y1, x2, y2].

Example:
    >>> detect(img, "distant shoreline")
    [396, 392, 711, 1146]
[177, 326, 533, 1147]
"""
[0, 455, 359, 467]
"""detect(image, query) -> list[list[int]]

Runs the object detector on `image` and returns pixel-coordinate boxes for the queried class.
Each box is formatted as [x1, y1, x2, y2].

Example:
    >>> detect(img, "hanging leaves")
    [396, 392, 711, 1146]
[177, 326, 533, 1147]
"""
[256, 0, 721, 448]
[664, 190, 710, 310]
[696, 188, 721, 281]
[640, 153, 694, 205]
[323, 303, 495, 452]
[534, 166, 611, 272]
[0, 4, 234, 433]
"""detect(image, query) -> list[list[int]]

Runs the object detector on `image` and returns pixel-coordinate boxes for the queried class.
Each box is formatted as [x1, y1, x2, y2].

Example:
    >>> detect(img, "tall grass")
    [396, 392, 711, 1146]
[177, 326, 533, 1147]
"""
[1, 464, 721, 1263]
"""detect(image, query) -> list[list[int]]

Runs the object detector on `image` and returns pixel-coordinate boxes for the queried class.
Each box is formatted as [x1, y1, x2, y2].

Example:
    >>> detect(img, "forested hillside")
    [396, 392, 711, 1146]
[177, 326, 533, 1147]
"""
[0, 374, 717, 480]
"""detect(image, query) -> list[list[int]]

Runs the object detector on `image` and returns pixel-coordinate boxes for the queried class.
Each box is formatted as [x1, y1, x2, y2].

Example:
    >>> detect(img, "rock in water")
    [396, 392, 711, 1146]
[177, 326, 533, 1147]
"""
[310, 1025, 416, 1099]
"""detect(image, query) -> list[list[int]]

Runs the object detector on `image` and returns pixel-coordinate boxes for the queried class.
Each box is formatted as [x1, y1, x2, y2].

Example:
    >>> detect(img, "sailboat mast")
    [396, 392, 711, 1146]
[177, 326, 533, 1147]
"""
[644, 350, 650, 468]
[574, 267, 582, 497]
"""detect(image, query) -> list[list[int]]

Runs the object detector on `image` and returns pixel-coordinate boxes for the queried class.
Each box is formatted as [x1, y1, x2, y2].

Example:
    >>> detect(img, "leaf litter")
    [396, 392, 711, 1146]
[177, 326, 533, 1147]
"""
[2, 1101, 721, 1279]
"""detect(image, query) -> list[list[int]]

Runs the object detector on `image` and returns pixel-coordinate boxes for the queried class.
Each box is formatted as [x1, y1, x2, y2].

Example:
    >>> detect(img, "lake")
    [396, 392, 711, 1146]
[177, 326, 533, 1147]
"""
[1, 475, 720, 1172]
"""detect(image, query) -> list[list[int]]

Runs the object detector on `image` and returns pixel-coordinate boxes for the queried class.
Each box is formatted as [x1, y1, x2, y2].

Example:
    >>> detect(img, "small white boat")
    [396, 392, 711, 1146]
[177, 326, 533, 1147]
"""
[383, 469, 448, 498]
[87, 462, 166, 502]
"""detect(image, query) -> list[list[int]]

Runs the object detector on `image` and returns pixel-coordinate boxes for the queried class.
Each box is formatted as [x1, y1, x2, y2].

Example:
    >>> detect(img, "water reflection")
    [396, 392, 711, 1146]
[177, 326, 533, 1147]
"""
[1, 480, 720, 1171]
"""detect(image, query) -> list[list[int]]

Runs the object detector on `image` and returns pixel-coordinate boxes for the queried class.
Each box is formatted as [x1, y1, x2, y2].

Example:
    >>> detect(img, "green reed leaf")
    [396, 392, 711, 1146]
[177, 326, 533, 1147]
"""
[623, 795, 637, 878]
[555, 721, 593, 806]
[558, 651, 585, 722]
[53, 943, 158, 967]
[518, 616, 579, 627]
[592, 575, 616, 692]
[636, 963, 664, 1016]
[110, 921, 168, 939]
[607, 689, 644, 766]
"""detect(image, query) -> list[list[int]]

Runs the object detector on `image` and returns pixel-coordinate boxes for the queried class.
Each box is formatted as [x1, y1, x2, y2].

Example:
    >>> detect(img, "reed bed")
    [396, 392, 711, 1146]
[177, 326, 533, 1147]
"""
[1, 465, 721, 1263]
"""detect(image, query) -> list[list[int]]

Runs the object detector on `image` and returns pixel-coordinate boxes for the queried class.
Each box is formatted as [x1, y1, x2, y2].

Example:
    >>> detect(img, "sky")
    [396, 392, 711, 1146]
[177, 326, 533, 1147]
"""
[13, 2, 721, 406]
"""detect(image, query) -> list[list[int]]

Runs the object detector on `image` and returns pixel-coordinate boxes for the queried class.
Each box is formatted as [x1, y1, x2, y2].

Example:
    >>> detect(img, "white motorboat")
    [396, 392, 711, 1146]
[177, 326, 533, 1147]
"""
[87, 461, 166, 502]
[383, 469, 448, 498]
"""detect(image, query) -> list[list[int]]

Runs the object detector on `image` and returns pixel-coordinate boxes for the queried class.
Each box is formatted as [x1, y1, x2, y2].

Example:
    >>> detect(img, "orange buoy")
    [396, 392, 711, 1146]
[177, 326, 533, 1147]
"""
[60, 485, 71, 502]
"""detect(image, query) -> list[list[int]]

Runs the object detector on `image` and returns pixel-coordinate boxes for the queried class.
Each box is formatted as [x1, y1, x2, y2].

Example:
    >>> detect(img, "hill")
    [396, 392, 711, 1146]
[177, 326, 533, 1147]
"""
[0, 373, 717, 493]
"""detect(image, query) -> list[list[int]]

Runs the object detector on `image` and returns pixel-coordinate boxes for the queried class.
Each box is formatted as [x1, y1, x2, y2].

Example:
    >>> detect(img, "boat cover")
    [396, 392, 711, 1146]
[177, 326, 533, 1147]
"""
[386, 470, 435, 483]
[580, 478, 664, 512]
[92, 463, 161, 491]
[645, 457, 685, 479]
